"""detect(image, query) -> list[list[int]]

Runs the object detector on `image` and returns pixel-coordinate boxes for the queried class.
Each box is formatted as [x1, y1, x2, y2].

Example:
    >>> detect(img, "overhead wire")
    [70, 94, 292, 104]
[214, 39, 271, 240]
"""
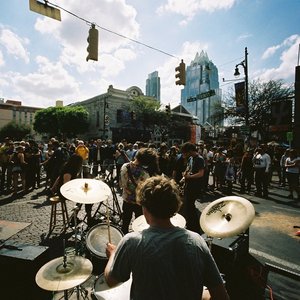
[46, 0, 179, 59]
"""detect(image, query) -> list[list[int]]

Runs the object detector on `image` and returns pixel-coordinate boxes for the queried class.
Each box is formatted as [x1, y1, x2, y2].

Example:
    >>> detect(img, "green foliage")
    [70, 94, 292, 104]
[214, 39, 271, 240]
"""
[0, 121, 31, 141]
[34, 106, 89, 137]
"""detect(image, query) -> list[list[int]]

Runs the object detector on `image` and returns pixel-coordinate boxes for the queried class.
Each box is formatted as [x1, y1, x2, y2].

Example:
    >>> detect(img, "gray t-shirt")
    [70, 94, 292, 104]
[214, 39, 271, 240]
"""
[109, 226, 223, 300]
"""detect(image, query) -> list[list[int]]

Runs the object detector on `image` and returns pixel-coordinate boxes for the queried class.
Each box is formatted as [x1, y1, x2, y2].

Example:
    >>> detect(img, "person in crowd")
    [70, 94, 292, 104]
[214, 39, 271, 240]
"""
[167, 146, 179, 178]
[42, 140, 66, 188]
[285, 149, 300, 201]
[119, 147, 159, 234]
[115, 142, 130, 186]
[75, 140, 89, 177]
[9, 145, 27, 196]
[89, 139, 104, 177]
[43, 142, 54, 190]
[104, 175, 229, 300]
[272, 146, 283, 185]
[0, 137, 13, 192]
[239, 149, 254, 194]
[125, 143, 137, 161]
[225, 157, 235, 194]
[157, 142, 169, 176]
[102, 140, 116, 176]
[252, 145, 271, 198]
[213, 147, 227, 190]
[181, 142, 205, 234]
[280, 148, 290, 187]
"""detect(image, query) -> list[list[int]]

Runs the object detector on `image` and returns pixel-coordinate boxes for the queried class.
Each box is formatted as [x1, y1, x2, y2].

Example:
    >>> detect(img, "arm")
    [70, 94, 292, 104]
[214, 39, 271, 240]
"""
[104, 243, 122, 287]
[208, 283, 230, 300]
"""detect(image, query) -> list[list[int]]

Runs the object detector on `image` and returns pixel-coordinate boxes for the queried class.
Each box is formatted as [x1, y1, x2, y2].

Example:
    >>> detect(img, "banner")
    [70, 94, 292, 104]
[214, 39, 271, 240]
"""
[270, 101, 292, 126]
[235, 82, 245, 112]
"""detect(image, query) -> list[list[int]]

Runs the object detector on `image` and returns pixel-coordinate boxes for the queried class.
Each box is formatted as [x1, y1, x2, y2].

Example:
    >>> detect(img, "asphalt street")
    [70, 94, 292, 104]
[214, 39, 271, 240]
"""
[0, 175, 299, 300]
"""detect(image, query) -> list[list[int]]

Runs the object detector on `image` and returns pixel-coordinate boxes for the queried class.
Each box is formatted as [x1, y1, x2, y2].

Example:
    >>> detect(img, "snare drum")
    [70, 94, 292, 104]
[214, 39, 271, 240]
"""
[86, 224, 123, 259]
[93, 273, 132, 300]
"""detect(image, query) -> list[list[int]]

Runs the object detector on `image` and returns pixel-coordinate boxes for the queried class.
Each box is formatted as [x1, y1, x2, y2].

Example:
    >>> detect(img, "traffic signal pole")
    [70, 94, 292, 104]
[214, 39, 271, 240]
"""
[294, 65, 300, 149]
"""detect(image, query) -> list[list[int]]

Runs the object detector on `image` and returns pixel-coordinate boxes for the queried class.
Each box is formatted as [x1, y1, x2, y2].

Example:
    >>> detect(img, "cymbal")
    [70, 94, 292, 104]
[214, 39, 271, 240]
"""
[35, 256, 93, 291]
[131, 213, 186, 232]
[60, 178, 111, 204]
[200, 196, 255, 238]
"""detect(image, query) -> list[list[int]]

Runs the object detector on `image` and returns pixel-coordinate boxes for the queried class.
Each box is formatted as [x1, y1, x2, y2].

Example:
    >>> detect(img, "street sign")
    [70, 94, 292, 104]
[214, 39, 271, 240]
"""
[29, 0, 61, 21]
[286, 131, 293, 142]
[187, 89, 215, 102]
[240, 125, 250, 134]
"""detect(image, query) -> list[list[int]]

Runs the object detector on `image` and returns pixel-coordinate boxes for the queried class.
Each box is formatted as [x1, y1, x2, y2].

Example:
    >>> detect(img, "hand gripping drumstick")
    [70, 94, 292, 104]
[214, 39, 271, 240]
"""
[106, 198, 112, 243]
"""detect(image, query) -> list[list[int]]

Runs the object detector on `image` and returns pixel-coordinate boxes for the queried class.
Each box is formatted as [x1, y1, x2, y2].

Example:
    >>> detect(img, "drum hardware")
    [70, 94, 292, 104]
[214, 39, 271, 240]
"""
[92, 273, 132, 300]
[35, 255, 93, 300]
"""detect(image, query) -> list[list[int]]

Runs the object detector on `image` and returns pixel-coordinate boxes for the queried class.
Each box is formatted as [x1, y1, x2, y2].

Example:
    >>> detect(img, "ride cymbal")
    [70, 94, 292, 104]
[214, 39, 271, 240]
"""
[200, 196, 255, 238]
[131, 213, 186, 232]
[35, 256, 93, 291]
[60, 178, 111, 204]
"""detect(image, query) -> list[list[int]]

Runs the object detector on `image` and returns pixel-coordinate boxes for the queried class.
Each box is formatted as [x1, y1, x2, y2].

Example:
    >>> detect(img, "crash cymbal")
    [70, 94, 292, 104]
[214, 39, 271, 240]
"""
[35, 256, 93, 291]
[200, 196, 255, 238]
[60, 178, 111, 204]
[131, 213, 186, 232]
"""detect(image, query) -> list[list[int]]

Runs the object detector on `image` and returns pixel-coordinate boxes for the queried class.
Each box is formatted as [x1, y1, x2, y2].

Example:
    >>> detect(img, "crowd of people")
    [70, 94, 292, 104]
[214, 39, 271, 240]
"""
[1, 135, 300, 299]
[0, 136, 299, 202]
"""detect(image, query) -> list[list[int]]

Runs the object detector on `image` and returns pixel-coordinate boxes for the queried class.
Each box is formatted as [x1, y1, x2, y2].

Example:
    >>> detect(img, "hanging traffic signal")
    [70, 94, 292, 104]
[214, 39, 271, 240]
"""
[86, 24, 98, 61]
[165, 104, 171, 115]
[175, 59, 186, 85]
[131, 111, 136, 120]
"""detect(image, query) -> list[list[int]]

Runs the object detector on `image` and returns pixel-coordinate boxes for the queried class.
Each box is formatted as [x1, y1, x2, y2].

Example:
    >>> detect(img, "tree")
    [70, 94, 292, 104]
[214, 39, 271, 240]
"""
[213, 79, 294, 139]
[34, 106, 89, 139]
[0, 121, 31, 141]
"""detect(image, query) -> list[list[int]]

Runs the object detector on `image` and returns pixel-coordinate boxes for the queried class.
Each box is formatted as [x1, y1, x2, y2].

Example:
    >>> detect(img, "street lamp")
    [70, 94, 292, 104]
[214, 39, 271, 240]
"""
[234, 47, 249, 127]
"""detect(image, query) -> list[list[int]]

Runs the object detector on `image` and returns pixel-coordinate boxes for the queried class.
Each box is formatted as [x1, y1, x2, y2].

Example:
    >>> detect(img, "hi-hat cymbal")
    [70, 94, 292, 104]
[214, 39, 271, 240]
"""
[60, 178, 111, 204]
[35, 256, 93, 291]
[200, 196, 255, 238]
[131, 214, 186, 232]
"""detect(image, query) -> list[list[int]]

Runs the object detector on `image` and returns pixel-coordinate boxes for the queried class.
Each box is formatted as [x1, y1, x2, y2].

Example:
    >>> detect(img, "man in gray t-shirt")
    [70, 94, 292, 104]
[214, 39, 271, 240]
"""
[105, 176, 229, 300]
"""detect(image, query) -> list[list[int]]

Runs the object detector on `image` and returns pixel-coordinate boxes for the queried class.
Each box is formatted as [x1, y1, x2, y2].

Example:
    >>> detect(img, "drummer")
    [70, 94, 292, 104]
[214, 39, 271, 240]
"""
[104, 175, 229, 300]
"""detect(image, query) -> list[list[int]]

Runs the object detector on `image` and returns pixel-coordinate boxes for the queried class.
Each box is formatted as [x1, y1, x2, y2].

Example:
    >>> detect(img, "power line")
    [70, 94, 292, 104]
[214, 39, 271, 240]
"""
[47, 1, 180, 59]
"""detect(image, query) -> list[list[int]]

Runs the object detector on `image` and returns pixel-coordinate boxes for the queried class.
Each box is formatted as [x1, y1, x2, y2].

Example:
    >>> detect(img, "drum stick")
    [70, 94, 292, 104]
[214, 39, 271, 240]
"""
[106, 198, 111, 243]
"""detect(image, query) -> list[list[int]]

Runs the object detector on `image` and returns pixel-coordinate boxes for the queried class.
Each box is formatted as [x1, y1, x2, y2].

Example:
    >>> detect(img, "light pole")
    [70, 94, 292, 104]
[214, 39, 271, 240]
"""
[234, 47, 249, 127]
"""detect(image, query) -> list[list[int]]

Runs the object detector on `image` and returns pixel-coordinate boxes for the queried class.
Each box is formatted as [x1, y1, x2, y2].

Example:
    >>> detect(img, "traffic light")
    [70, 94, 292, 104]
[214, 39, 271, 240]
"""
[165, 104, 171, 115]
[175, 59, 186, 85]
[104, 114, 109, 125]
[86, 24, 98, 61]
[131, 111, 136, 120]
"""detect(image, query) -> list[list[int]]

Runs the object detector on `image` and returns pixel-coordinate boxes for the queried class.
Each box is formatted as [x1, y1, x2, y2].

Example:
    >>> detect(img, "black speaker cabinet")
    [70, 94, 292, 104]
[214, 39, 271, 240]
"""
[0, 244, 52, 300]
[210, 234, 266, 300]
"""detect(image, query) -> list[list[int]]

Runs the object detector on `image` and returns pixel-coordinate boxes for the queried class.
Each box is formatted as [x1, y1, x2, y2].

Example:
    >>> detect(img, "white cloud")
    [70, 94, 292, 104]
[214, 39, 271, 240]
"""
[258, 34, 300, 82]
[157, 0, 236, 24]
[8, 56, 80, 107]
[0, 50, 4, 66]
[236, 33, 253, 42]
[262, 45, 281, 60]
[0, 28, 30, 63]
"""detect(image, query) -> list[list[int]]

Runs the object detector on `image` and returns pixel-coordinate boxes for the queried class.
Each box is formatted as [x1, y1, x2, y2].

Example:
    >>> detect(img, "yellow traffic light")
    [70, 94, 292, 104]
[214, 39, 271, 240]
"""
[86, 24, 98, 61]
[175, 59, 186, 85]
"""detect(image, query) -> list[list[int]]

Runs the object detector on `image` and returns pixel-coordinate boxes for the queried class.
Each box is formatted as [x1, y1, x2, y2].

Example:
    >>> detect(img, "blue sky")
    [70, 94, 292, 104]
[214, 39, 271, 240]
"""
[0, 0, 299, 109]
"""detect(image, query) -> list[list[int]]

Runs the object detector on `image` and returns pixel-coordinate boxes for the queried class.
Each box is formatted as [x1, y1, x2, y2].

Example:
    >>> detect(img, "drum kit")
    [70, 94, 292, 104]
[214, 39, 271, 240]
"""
[35, 177, 256, 299]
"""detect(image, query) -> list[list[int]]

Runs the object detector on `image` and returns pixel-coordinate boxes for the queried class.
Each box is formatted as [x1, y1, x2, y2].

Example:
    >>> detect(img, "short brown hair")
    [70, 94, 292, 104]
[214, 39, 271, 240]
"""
[136, 175, 182, 219]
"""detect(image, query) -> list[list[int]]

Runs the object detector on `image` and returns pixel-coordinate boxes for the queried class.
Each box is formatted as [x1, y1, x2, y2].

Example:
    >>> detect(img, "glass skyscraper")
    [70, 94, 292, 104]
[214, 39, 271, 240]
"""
[181, 51, 222, 126]
[146, 71, 160, 101]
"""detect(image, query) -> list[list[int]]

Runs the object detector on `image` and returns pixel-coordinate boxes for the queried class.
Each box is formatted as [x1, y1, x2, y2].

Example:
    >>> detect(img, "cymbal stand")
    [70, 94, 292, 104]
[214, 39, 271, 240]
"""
[206, 236, 214, 251]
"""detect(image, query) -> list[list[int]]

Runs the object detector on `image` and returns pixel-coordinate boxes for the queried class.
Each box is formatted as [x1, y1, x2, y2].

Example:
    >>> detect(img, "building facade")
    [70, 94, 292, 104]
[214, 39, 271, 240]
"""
[181, 51, 223, 127]
[145, 71, 160, 101]
[71, 85, 156, 142]
[0, 99, 42, 140]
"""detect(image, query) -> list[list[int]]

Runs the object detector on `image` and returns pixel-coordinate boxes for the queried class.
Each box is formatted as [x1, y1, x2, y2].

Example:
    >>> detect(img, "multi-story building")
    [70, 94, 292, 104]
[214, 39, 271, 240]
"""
[145, 71, 160, 101]
[181, 51, 223, 128]
[0, 99, 42, 140]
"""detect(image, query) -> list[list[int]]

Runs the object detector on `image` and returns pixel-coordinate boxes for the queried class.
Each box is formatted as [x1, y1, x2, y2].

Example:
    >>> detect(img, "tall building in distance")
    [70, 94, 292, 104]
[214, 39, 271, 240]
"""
[181, 51, 222, 126]
[146, 71, 160, 101]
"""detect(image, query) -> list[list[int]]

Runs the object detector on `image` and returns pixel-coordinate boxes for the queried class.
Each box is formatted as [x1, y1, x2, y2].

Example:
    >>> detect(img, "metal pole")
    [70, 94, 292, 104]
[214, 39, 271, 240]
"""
[244, 47, 249, 127]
